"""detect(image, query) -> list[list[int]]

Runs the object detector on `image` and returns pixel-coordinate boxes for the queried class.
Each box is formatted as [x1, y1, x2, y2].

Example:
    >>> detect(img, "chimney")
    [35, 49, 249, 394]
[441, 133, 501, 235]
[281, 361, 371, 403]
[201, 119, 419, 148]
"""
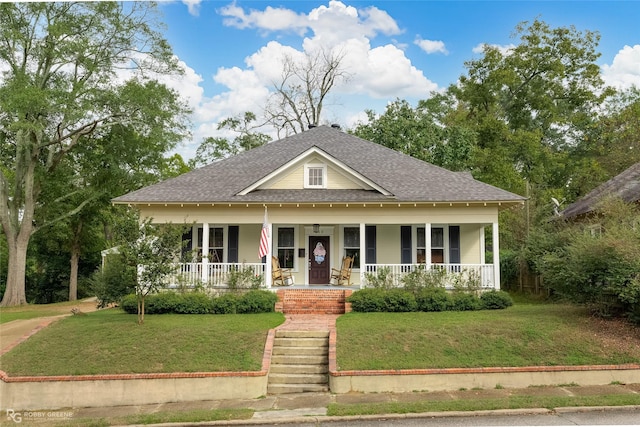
[331, 124, 341, 130]
[308, 124, 317, 129]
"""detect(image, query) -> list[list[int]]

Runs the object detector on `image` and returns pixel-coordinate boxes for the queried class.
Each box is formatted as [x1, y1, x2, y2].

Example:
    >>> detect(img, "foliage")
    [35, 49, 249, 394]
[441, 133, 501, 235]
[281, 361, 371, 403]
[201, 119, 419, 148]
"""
[346, 288, 387, 312]
[536, 199, 640, 322]
[236, 290, 279, 314]
[227, 266, 264, 291]
[364, 267, 394, 289]
[211, 293, 239, 314]
[401, 266, 449, 292]
[0, 2, 189, 307]
[480, 291, 514, 310]
[91, 254, 136, 309]
[383, 289, 418, 312]
[416, 287, 452, 312]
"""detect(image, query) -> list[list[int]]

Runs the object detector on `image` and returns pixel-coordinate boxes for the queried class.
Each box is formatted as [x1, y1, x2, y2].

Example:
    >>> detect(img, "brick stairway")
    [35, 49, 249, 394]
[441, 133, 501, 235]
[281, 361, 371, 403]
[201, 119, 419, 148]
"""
[267, 330, 329, 394]
[275, 288, 353, 314]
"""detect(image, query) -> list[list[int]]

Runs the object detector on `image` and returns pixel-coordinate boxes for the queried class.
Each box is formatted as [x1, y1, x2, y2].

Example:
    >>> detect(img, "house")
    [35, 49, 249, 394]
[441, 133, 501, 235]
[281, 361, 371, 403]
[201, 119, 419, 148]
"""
[561, 162, 640, 219]
[112, 125, 525, 290]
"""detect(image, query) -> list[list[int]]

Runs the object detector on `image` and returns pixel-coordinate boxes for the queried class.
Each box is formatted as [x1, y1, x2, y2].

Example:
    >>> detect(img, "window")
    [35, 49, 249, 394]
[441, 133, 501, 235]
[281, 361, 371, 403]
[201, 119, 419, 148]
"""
[304, 164, 326, 188]
[277, 227, 295, 269]
[417, 227, 444, 264]
[343, 227, 360, 268]
[197, 227, 224, 263]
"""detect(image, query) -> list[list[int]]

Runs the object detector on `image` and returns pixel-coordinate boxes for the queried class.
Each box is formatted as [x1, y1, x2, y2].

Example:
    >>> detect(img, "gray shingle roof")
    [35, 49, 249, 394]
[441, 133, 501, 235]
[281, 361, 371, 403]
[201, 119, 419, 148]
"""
[561, 162, 640, 218]
[113, 126, 525, 205]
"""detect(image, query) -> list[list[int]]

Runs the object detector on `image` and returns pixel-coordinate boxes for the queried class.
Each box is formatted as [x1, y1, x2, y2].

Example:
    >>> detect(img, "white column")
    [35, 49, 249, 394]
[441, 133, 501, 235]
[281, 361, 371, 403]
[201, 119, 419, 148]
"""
[425, 223, 432, 268]
[359, 223, 366, 288]
[201, 223, 209, 284]
[492, 222, 500, 290]
[265, 223, 273, 288]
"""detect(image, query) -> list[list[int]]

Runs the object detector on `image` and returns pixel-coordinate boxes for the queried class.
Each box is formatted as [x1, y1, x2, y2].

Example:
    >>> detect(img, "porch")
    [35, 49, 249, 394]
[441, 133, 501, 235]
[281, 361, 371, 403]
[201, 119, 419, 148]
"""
[165, 261, 498, 290]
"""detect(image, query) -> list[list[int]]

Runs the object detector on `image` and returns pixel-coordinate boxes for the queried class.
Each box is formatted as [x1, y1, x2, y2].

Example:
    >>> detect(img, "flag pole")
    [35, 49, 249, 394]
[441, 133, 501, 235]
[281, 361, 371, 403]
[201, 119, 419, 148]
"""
[259, 206, 272, 288]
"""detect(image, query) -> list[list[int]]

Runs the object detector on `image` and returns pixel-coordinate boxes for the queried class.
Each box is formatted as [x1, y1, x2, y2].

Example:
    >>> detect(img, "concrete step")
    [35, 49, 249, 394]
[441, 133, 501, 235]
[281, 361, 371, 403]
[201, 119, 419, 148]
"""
[267, 383, 330, 394]
[270, 364, 328, 374]
[268, 373, 328, 384]
[270, 354, 328, 365]
[275, 330, 329, 339]
[273, 337, 329, 348]
[272, 346, 327, 356]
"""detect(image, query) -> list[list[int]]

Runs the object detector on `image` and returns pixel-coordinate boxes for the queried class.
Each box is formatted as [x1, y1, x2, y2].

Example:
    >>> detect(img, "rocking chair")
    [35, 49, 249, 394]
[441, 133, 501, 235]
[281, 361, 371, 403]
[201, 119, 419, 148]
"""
[330, 256, 354, 286]
[271, 256, 293, 286]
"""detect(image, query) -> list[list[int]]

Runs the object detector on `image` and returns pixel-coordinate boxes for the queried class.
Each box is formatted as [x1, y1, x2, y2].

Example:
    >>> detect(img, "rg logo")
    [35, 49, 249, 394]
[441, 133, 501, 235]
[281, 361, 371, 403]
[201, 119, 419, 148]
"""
[6, 409, 22, 423]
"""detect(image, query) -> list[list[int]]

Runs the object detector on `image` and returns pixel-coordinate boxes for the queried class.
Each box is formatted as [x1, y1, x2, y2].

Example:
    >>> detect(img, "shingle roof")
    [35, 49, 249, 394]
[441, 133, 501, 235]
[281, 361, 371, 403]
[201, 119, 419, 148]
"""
[561, 162, 640, 218]
[113, 126, 525, 205]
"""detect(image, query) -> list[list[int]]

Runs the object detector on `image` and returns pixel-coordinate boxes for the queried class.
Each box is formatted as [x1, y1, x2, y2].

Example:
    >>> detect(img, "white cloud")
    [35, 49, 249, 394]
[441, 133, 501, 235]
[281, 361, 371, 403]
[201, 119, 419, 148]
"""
[472, 43, 516, 56]
[601, 45, 640, 89]
[219, 3, 309, 35]
[182, 0, 201, 16]
[414, 37, 448, 55]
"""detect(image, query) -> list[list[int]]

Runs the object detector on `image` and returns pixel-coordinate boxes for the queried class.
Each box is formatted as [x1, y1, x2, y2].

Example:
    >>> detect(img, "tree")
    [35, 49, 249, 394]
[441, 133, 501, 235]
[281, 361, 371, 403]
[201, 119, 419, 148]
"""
[190, 112, 270, 168]
[0, 2, 188, 306]
[118, 218, 187, 324]
[264, 48, 350, 136]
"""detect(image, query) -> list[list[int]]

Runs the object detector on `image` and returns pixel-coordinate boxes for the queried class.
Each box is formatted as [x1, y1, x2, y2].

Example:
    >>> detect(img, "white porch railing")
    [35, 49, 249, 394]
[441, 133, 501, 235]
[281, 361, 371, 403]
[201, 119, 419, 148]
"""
[362, 264, 496, 289]
[166, 262, 266, 288]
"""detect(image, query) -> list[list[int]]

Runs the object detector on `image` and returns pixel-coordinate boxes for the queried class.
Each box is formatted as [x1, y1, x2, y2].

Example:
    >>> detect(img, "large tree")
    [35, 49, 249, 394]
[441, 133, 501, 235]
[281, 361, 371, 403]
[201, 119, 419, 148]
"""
[264, 48, 350, 136]
[0, 2, 188, 306]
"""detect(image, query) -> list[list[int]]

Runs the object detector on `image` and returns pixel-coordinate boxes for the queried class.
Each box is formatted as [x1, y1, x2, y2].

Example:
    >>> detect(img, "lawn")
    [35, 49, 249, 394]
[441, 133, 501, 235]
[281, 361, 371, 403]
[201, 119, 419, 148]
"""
[335, 304, 640, 370]
[0, 309, 284, 375]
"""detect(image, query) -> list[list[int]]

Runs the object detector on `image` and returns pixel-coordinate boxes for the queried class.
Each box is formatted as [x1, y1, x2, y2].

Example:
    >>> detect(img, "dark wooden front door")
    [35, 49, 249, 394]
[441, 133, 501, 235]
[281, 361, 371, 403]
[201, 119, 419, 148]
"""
[309, 236, 330, 284]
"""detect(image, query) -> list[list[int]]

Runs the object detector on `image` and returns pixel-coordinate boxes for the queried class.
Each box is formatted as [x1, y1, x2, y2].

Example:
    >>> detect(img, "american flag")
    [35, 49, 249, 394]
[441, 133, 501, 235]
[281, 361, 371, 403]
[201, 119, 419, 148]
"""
[258, 207, 269, 259]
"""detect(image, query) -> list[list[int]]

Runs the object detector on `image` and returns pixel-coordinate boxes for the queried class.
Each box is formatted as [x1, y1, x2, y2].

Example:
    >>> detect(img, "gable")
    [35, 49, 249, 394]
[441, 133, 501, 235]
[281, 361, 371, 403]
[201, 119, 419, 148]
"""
[238, 147, 390, 195]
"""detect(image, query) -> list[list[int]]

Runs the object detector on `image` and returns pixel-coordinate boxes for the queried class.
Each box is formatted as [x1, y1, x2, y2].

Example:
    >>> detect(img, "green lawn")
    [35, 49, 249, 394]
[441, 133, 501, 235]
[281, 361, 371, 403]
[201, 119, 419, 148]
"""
[1, 309, 284, 375]
[335, 304, 640, 370]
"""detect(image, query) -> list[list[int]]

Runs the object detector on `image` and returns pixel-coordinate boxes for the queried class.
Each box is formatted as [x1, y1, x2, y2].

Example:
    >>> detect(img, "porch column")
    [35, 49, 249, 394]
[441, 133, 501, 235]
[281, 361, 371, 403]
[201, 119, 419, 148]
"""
[265, 223, 273, 288]
[359, 222, 366, 288]
[424, 223, 432, 268]
[492, 222, 500, 290]
[201, 222, 209, 284]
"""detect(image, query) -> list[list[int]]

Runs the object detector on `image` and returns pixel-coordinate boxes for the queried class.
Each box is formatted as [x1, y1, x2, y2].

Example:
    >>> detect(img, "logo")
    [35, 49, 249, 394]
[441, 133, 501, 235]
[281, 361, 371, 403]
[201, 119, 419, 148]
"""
[6, 410, 21, 423]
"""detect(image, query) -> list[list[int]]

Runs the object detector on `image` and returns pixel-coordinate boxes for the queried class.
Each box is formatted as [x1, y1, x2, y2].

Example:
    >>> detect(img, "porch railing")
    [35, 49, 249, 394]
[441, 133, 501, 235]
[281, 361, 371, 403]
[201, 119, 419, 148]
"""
[166, 262, 266, 288]
[362, 263, 496, 289]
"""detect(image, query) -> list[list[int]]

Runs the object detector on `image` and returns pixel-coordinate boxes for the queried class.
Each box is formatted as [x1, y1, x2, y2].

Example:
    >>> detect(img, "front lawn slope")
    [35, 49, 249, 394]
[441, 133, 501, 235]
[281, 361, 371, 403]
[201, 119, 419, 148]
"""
[335, 304, 640, 370]
[1, 310, 284, 376]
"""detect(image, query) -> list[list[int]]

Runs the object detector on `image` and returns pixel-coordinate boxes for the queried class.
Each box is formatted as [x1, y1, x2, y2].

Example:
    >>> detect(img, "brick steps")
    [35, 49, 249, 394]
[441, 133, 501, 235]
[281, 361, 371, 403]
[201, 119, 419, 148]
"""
[275, 289, 352, 314]
[267, 330, 329, 395]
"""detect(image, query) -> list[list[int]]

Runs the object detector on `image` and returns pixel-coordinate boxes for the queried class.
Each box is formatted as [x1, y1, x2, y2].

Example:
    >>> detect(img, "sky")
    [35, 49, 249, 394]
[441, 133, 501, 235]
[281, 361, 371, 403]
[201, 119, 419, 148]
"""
[153, 1, 640, 161]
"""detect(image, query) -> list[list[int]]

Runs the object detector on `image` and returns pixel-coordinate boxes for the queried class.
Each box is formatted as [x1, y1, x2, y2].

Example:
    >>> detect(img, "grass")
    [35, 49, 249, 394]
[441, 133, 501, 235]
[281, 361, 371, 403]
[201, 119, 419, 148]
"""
[1, 309, 284, 375]
[327, 393, 640, 416]
[335, 304, 640, 370]
[0, 300, 86, 323]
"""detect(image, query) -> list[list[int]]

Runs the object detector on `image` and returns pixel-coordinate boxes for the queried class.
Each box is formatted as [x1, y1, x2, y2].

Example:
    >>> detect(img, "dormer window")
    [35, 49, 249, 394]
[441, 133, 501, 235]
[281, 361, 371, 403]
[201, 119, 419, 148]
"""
[304, 164, 326, 189]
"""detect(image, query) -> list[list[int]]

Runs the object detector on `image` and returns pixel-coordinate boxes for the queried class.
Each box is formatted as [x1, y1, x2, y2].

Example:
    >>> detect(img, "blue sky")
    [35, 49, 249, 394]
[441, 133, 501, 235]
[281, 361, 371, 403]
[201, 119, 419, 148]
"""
[153, 1, 640, 160]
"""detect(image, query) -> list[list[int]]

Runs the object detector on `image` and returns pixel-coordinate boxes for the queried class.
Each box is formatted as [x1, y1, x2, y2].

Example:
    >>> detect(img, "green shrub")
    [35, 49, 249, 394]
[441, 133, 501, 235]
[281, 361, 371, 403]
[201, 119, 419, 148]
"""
[236, 290, 278, 314]
[146, 292, 181, 314]
[173, 292, 213, 314]
[91, 254, 136, 308]
[416, 287, 452, 312]
[384, 289, 417, 312]
[227, 266, 263, 290]
[120, 294, 137, 314]
[480, 290, 514, 310]
[401, 267, 449, 292]
[450, 292, 482, 311]
[364, 267, 394, 289]
[211, 293, 238, 314]
[347, 288, 386, 312]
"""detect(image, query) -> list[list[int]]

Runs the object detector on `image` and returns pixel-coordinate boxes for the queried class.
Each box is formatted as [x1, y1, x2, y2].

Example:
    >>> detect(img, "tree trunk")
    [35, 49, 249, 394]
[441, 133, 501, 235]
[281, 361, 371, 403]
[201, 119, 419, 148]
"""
[69, 221, 83, 301]
[1, 233, 30, 307]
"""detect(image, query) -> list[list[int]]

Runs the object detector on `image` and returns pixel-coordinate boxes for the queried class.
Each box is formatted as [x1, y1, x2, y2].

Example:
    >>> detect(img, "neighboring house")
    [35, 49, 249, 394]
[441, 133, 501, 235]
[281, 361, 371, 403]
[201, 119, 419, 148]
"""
[113, 125, 525, 290]
[561, 162, 640, 220]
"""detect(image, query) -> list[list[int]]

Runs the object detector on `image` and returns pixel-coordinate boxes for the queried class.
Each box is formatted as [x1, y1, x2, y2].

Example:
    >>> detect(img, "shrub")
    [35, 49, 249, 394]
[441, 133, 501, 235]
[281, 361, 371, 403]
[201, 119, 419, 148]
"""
[416, 287, 452, 312]
[480, 291, 514, 310]
[173, 292, 212, 314]
[236, 290, 278, 314]
[227, 266, 263, 290]
[121, 294, 137, 314]
[347, 288, 386, 312]
[450, 292, 482, 311]
[365, 267, 394, 289]
[211, 293, 238, 314]
[91, 254, 136, 308]
[384, 289, 417, 312]
[146, 292, 181, 314]
[401, 267, 449, 292]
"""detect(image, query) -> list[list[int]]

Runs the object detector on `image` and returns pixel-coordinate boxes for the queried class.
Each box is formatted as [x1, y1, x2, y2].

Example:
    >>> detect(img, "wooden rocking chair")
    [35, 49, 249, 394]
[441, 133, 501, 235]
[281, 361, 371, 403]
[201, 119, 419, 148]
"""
[271, 256, 293, 286]
[330, 256, 354, 286]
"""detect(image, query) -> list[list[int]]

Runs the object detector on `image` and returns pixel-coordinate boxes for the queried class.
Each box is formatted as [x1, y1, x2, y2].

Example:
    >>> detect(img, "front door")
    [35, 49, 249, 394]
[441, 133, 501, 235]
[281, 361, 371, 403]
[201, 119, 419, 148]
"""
[309, 236, 330, 284]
